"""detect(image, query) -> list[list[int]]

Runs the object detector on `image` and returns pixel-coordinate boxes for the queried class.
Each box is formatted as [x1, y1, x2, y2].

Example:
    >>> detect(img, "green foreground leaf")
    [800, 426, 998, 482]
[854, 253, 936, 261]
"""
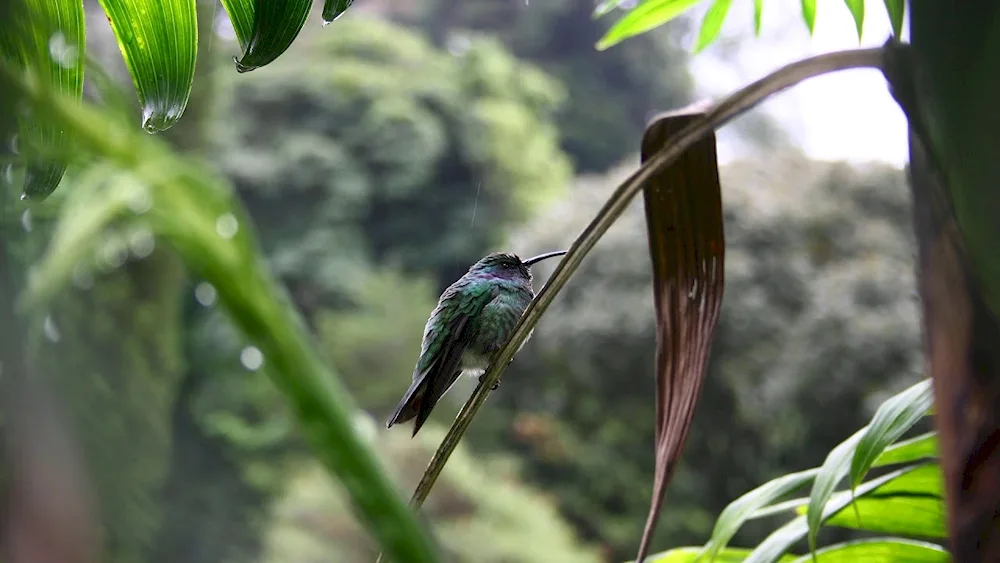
[694, 0, 732, 53]
[597, 0, 703, 51]
[3, 60, 441, 563]
[800, 0, 816, 34]
[851, 379, 933, 487]
[819, 464, 946, 539]
[807, 378, 933, 556]
[0, 0, 84, 199]
[745, 464, 926, 563]
[883, 0, 904, 38]
[789, 538, 948, 563]
[322, 0, 355, 25]
[647, 547, 795, 562]
[97, 0, 197, 132]
[873, 432, 938, 468]
[753, 0, 763, 36]
[842, 0, 864, 41]
[234, 0, 312, 72]
[219, 0, 254, 51]
[701, 468, 819, 561]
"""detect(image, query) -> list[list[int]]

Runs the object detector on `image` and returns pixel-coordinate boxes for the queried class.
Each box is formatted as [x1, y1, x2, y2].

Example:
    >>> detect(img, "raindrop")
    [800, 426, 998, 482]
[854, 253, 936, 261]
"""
[72, 263, 94, 289]
[128, 227, 155, 259]
[48, 31, 79, 68]
[43, 315, 61, 342]
[126, 182, 153, 214]
[240, 345, 264, 371]
[99, 234, 128, 270]
[688, 280, 698, 300]
[19, 192, 27, 201]
[194, 282, 217, 306]
[446, 35, 472, 57]
[9, 134, 18, 155]
[20, 209, 31, 232]
[215, 213, 239, 239]
[3, 164, 13, 185]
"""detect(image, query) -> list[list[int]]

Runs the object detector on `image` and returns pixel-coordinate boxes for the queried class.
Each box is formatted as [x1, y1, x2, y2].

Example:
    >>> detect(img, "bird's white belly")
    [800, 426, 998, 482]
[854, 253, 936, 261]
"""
[460, 349, 490, 378]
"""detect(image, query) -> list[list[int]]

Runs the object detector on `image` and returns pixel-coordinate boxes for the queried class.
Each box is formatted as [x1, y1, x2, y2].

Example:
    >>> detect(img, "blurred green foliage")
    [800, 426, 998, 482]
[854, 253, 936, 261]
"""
[399, 0, 694, 172]
[265, 425, 603, 563]
[212, 16, 572, 292]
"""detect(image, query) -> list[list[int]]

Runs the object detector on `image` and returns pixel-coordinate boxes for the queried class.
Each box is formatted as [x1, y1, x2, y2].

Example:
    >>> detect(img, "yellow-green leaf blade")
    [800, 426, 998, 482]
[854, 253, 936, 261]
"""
[322, 0, 355, 25]
[745, 465, 925, 563]
[804, 428, 865, 557]
[0, 0, 85, 199]
[753, 0, 763, 36]
[849, 379, 934, 488]
[788, 538, 949, 563]
[219, 0, 254, 51]
[843, 0, 864, 41]
[234, 0, 311, 73]
[97, 0, 197, 133]
[873, 432, 938, 468]
[597, 0, 703, 51]
[801, 0, 816, 34]
[883, 0, 904, 38]
[702, 467, 819, 561]
[646, 546, 797, 562]
[694, 0, 732, 53]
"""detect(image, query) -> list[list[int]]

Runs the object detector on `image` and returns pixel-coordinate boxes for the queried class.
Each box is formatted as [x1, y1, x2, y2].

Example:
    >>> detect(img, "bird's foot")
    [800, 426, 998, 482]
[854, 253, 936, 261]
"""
[479, 374, 501, 391]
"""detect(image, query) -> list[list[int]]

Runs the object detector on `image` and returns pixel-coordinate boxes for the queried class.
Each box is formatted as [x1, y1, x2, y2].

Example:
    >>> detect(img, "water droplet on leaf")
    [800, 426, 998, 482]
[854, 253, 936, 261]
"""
[194, 282, 217, 306]
[128, 228, 155, 258]
[48, 31, 79, 68]
[99, 234, 128, 270]
[126, 182, 153, 214]
[240, 345, 264, 371]
[215, 213, 239, 239]
[43, 315, 61, 342]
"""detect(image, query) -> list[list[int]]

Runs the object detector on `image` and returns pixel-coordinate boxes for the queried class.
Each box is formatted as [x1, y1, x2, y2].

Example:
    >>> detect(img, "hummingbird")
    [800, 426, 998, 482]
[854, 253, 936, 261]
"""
[386, 250, 568, 436]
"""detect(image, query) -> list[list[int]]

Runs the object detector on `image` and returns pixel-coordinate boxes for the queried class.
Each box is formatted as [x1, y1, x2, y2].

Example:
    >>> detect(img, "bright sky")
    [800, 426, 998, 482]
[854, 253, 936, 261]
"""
[688, 0, 909, 167]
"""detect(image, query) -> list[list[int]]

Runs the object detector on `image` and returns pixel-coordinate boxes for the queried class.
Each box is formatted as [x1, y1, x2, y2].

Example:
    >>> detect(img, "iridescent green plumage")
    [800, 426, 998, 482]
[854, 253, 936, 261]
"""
[386, 250, 566, 436]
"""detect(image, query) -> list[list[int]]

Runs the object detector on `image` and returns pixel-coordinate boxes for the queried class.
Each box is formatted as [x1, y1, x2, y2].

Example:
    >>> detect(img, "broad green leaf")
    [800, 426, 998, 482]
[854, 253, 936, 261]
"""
[883, 0, 904, 38]
[823, 497, 946, 539]
[219, 0, 254, 51]
[97, 0, 196, 133]
[0, 0, 84, 199]
[753, 0, 763, 36]
[744, 464, 924, 563]
[842, 0, 864, 41]
[645, 547, 796, 562]
[801, 464, 945, 539]
[804, 427, 866, 557]
[873, 432, 938, 468]
[850, 379, 934, 487]
[2, 58, 441, 563]
[694, 0, 732, 53]
[701, 468, 819, 561]
[322, 0, 355, 25]
[597, 0, 703, 51]
[788, 538, 948, 563]
[800, 0, 816, 35]
[234, 0, 311, 73]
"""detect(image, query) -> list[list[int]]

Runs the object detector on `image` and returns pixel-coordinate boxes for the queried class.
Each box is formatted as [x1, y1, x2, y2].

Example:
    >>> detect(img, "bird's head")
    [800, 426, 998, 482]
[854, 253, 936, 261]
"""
[468, 250, 568, 282]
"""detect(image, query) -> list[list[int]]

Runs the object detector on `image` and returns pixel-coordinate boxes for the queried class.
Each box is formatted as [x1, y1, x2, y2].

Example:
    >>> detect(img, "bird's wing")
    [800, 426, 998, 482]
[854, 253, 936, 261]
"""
[386, 281, 496, 436]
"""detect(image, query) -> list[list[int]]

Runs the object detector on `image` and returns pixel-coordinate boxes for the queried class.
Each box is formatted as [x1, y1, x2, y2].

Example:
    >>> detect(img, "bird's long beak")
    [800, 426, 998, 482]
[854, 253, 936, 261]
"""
[523, 250, 568, 267]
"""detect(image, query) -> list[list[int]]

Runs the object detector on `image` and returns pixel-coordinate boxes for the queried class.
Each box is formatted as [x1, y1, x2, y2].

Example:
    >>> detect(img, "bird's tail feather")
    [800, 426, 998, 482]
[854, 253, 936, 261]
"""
[386, 377, 425, 429]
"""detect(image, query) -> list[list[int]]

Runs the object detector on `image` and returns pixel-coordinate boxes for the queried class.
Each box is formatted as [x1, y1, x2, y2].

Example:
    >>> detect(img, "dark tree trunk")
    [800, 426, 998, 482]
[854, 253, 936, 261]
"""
[907, 2, 1000, 560]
